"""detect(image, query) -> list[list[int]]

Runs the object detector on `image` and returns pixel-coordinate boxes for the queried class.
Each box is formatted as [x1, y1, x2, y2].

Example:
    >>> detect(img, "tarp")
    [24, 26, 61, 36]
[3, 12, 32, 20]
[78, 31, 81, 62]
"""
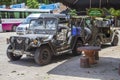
[0, 5, 6, 8]
[10, 3, 25, 8]
[39, 3, 60, 10]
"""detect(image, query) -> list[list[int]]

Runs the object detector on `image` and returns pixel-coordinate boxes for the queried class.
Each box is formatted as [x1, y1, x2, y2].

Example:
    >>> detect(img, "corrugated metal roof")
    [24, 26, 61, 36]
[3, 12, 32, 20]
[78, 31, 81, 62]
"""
[52, 0, 120, 11]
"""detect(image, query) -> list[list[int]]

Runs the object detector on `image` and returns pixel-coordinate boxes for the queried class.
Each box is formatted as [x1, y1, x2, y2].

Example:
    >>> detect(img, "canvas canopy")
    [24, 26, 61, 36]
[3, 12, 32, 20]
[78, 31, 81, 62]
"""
[39, 3, 60, 10]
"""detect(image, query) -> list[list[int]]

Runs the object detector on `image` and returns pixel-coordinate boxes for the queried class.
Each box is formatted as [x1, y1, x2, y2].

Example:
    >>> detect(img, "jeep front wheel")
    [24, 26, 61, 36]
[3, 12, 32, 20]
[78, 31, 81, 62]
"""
[7, 45, 22, 61]
[34, 46, 52, 66]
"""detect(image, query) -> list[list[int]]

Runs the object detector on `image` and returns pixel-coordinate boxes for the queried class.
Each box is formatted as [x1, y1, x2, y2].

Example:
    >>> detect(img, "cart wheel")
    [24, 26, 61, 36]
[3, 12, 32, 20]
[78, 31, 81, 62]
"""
[94, 38, 101, 47]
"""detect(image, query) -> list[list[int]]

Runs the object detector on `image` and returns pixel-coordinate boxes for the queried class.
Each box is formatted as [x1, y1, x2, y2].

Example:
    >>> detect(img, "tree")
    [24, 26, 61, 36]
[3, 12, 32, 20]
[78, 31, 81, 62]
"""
[0, 0, 12, 6]
[38, 0, 51, 4]
[109, 8, 120, 26]
[109, 8, 120, 17]
[43, 0, 49, 4]
[68, 9, 77, 16]
[27, 0, 39, 8]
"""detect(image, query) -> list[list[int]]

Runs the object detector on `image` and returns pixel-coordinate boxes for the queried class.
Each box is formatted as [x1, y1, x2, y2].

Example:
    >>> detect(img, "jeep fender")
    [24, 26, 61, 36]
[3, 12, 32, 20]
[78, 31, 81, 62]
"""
[111, 30, 119, 42]
[95, 35, 102, 42]
[38, 42, 55, 55]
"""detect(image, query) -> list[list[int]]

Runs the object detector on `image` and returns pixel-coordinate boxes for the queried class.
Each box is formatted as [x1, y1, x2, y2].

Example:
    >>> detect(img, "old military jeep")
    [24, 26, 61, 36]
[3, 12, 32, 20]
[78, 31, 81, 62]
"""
[7, 13, 83, 65]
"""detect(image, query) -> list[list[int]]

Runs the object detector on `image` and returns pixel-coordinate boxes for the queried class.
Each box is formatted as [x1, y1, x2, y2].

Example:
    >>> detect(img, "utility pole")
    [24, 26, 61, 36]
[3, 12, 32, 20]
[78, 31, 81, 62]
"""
[89, 0, 91, 8]
[99, 0, 101, 8]
[107, 0, 109, 3]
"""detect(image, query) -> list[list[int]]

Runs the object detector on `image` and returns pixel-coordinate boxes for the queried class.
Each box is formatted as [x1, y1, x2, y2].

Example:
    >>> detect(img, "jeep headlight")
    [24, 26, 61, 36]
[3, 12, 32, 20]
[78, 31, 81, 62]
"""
[10, 37, 14, 43]
[33, 39, 38, 45]
[25, 38, 30, 44]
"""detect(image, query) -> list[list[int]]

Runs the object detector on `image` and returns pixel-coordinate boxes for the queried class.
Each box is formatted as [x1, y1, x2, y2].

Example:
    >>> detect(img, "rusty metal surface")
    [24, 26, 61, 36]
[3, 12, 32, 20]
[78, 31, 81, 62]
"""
[77, 46, 101, 65]
[77, 46, 101, 52]
[80, 56, 90, 68]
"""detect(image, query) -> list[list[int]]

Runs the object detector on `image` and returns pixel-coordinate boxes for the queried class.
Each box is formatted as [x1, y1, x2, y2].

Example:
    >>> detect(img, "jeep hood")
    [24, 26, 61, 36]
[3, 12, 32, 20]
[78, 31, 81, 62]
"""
[12, 34, 53, 40]
[17, 24, 29, 29]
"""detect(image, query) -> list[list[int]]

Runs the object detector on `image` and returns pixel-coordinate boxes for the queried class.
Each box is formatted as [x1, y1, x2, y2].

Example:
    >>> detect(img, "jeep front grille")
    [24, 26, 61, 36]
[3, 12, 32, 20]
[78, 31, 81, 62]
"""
[14, 37, 26, 50]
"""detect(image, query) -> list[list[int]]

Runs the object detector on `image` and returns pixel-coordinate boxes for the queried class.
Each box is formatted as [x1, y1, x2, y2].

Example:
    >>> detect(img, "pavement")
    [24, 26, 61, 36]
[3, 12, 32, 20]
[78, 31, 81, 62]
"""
[0, 32, 120, 80]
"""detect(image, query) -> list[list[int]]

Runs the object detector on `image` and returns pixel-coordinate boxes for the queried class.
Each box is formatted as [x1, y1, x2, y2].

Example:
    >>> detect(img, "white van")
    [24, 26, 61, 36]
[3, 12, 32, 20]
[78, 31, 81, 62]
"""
[16, 14, 43, 35]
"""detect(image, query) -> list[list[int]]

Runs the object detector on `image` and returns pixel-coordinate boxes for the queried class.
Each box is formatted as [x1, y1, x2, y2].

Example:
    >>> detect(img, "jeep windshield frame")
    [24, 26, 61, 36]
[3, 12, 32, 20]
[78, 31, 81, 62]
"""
[28, 18, 58, 34]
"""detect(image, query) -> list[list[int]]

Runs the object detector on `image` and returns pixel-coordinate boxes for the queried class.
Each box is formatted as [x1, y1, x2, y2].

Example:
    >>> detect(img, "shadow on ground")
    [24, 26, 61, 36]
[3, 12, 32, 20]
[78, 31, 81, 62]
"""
[8, 44, 116, 67]
[101, 44, 113, 49]
[8, 57, 38, 67]
[48, 56, 120, 80]
[8, 53, 75, 67]
[8, 44, 120, 80]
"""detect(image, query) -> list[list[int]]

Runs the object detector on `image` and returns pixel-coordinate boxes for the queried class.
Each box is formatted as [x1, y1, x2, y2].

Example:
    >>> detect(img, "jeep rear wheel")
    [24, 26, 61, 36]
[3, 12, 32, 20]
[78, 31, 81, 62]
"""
[34, 46, 52, 66]
[94, 38, 101, 47]
[7, 45, 22, 61]
[72, 40, 82, 56]
[111, 35, 119, 46]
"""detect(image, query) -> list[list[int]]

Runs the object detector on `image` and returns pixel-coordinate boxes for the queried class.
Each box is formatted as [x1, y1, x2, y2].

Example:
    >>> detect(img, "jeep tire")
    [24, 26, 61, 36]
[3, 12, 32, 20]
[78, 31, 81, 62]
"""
[7, 45, 22, 61]
[34, 46, 52, 66]
[94, 38, 101, 47]
[111, 35, 119, 46]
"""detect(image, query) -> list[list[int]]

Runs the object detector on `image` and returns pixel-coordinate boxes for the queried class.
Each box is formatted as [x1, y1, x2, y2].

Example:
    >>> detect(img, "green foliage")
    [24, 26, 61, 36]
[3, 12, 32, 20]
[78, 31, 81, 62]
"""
[0, 0, 12, 6]
[37, 0, 50, 4]
[109, 8, 115, 16]
[38, 0, 52, 4]
[109, 8, 120, 16]
[27, 0, 39, 8]
[87, 8, 104, 17]
[68, 9, 77, 16]
[43, 0, 50, 4]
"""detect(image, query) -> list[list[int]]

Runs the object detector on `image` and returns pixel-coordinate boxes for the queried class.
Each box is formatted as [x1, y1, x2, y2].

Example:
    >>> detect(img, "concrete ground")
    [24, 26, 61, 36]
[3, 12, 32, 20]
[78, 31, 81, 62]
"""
[0, 32, 120, 80]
